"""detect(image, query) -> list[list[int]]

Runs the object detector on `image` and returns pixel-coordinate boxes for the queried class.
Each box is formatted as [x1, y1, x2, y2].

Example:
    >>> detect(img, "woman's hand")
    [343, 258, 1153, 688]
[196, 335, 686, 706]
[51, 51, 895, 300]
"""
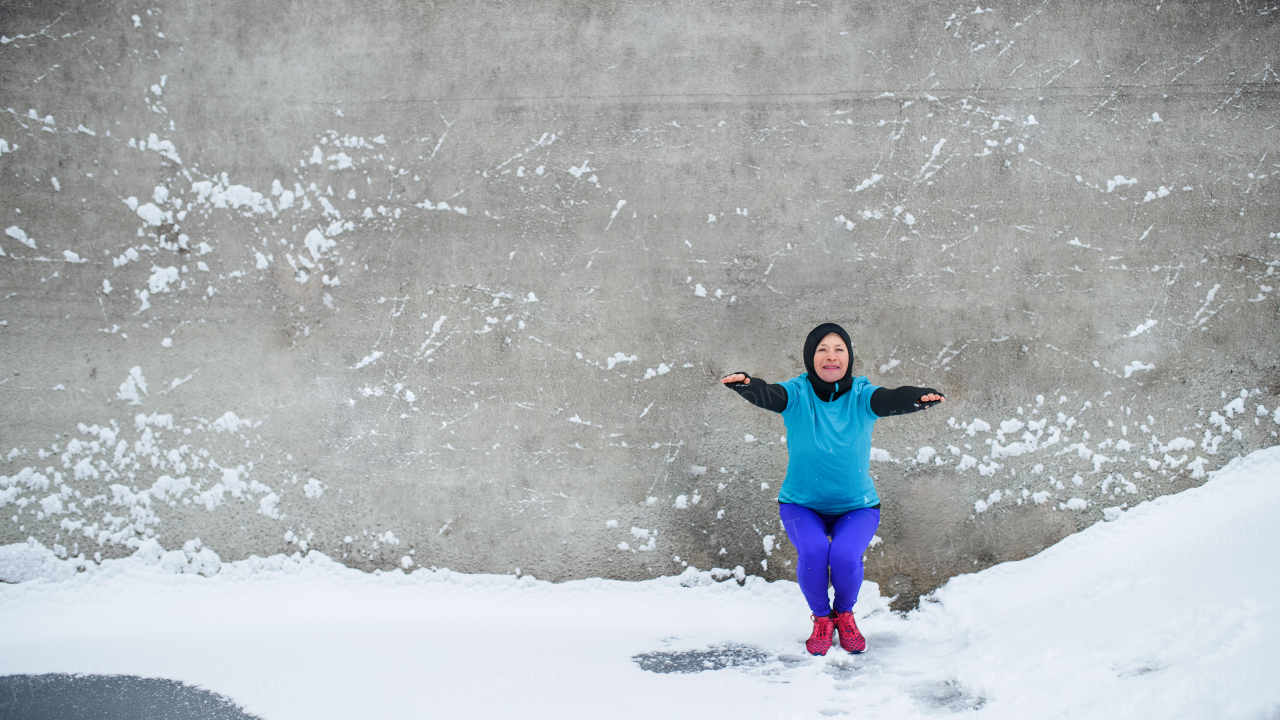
[919, 393, 945, 403]
[721, 373, 750, 385]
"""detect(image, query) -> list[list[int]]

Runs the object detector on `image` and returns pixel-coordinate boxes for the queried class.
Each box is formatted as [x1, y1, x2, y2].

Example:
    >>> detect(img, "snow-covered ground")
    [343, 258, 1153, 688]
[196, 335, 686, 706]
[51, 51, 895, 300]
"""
[2, 447, 1278, 720]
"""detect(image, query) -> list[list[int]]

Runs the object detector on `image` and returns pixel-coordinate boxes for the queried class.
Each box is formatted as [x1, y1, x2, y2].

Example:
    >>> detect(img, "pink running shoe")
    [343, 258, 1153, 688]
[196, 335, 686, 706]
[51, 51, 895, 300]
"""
[806, 614, 835, 656]
[834, 611, 866, 654]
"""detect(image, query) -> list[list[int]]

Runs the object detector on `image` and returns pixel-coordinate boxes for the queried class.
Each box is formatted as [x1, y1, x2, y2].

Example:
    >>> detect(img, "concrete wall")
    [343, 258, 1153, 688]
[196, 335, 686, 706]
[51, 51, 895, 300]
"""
[2, 0, 1277, 606]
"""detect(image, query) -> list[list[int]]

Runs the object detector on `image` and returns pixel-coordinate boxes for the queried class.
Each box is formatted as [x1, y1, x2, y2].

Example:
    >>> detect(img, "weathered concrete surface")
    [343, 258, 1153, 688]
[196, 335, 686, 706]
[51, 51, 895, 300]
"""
[1, 0, 1277, 605]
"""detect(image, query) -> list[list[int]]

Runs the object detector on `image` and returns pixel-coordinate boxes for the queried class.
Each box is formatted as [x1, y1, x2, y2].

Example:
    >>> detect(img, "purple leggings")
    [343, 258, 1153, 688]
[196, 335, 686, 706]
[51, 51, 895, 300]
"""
[779, 503, 881, 616]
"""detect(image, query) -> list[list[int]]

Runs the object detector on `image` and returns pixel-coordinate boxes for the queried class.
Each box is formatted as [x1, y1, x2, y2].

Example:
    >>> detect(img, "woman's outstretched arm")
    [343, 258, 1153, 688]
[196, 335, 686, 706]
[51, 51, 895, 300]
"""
[720, 373, 788, 413]
[870, 386, 946, 417]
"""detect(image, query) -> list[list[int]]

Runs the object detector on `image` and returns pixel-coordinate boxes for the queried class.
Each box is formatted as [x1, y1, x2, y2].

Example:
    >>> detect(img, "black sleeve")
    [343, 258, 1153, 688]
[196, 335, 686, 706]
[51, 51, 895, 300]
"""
[722, 373, 788, 413]
[870, 386, 945, 417]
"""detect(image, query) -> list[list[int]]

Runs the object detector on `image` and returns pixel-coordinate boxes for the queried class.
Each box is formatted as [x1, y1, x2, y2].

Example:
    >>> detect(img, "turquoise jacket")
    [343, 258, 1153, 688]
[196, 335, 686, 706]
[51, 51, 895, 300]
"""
[777, 374, 882, 514]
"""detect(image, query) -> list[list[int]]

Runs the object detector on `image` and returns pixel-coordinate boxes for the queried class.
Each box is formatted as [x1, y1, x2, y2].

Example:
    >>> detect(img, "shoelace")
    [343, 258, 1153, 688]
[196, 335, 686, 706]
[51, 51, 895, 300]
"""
[807, 615, 835, 655]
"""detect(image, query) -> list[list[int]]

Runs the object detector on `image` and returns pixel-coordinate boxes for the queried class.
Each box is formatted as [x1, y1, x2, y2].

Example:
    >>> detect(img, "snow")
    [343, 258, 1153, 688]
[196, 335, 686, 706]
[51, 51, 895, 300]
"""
[867, 447, 894, 463]
[1123, 360, 1155, 378]
[605, 352, 637, 370]
[210, 411, 253, 434]
[5, 225, 36, 249]
[190, 178, 270, 214]
[1128, 319, 1158, 337]
[2, 446, 1277, 718]
[643, 363, 671, 379]
[136, 201, 170, 226]
[147, 265, 180, 293]
[144, 133, 182, 164]
[567, 160, 595, 178]
[1106, 175, 1138, 192]
[116, 366, 149, 404]
[854, 173, 883, 192]
[304, 228, 337, 260]
[351, 350, 383, 370]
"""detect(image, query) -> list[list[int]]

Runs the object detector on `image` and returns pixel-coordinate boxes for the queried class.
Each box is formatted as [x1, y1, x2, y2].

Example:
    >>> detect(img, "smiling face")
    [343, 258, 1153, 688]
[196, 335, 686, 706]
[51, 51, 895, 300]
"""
[812, 332, 848, 383]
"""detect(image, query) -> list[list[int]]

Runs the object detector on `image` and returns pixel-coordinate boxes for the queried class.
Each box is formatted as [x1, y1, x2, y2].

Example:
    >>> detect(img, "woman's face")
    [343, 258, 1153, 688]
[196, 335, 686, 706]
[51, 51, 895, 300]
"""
[813, 333, 848, 383]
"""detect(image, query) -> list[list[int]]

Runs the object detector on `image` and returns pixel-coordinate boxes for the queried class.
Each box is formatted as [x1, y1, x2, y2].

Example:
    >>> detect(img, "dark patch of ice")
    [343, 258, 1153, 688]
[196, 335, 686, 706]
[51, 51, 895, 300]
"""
[0, 674, 261, 720]
[632, 642, 773, 674]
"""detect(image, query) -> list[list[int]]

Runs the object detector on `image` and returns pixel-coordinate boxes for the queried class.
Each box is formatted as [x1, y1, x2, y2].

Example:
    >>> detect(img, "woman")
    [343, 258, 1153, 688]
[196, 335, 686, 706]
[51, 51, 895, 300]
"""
[721, 322, 944, 656]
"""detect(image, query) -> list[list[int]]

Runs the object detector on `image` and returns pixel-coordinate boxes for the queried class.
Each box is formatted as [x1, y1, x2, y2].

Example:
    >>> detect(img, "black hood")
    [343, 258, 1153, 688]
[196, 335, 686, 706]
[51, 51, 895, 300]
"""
[803, 322, 854, 402]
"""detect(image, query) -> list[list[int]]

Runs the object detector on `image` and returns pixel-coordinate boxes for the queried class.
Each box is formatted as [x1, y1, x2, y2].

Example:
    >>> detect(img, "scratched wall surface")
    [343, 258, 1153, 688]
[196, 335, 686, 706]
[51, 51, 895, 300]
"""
[1, 0, 1277, 605]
